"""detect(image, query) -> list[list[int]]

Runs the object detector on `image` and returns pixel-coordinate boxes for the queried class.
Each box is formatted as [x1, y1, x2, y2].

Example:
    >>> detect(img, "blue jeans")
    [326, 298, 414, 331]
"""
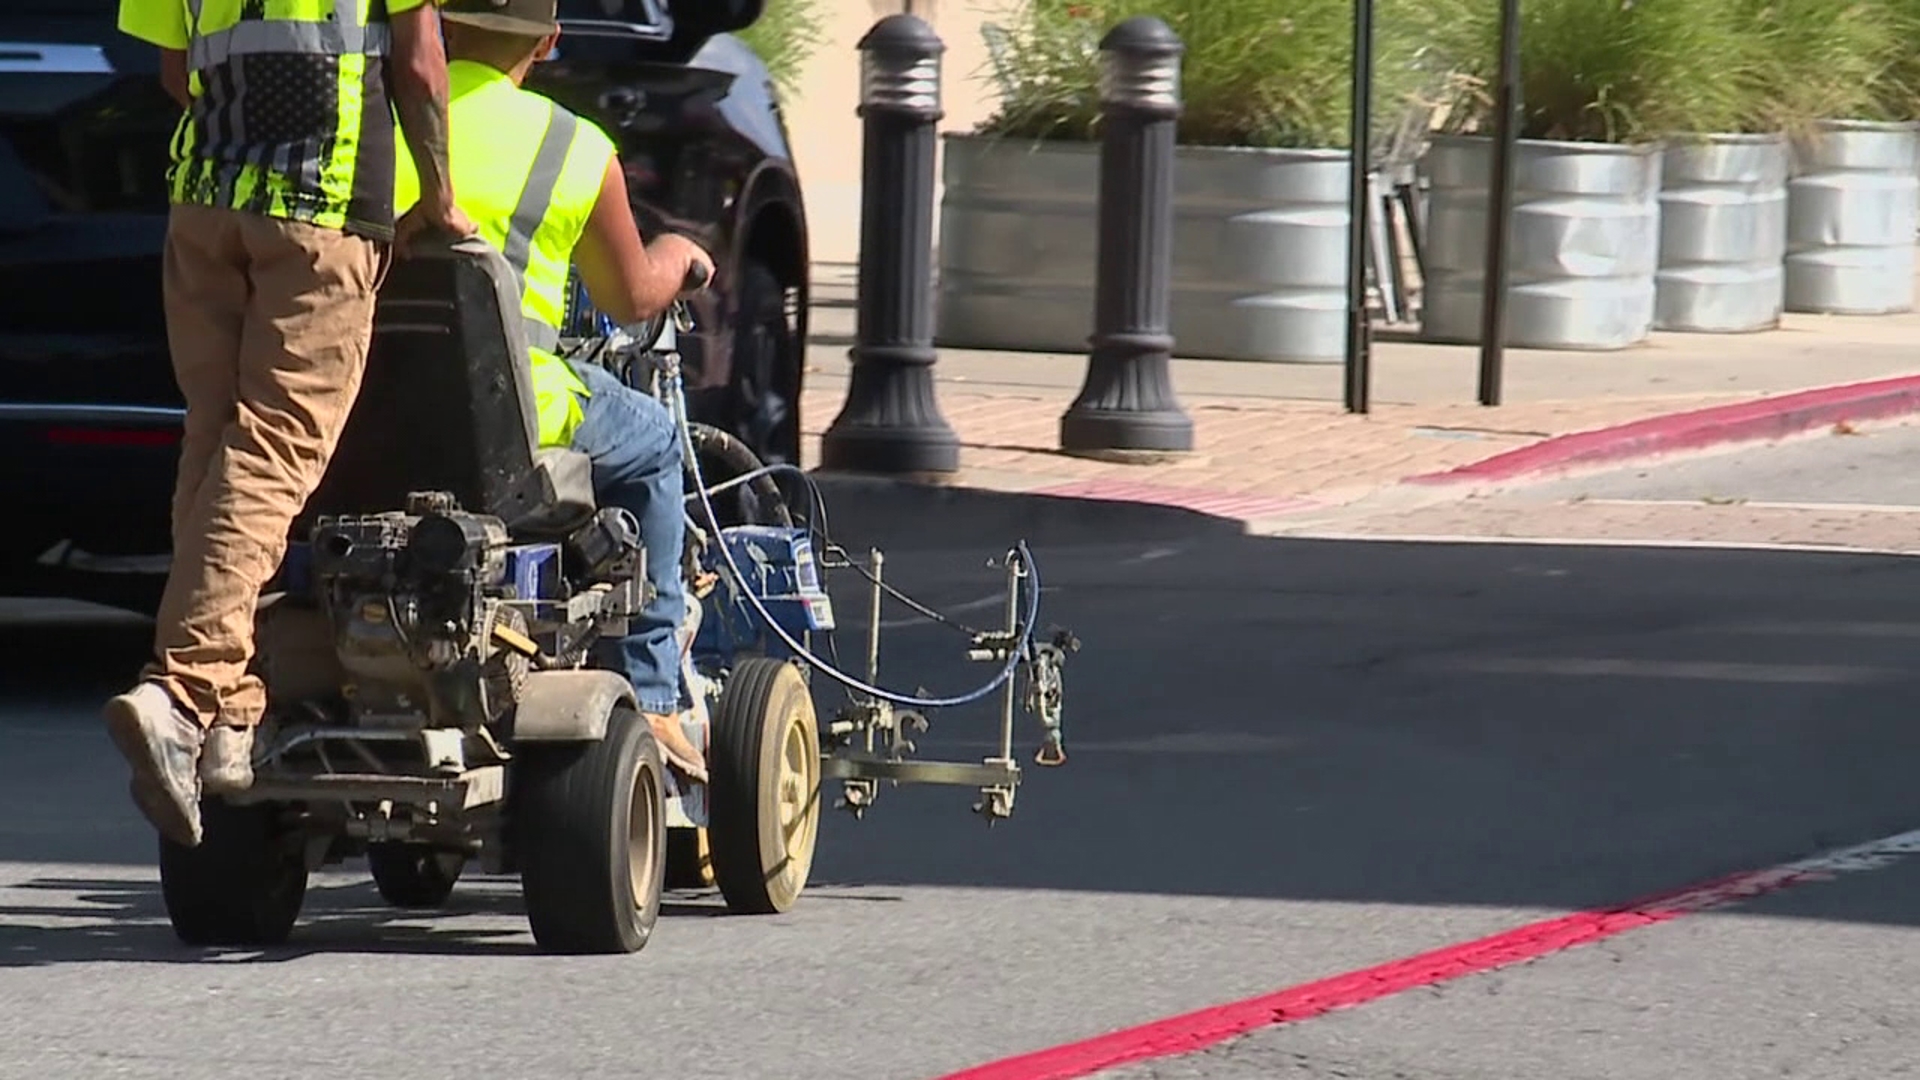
[565, 360, 684, 715]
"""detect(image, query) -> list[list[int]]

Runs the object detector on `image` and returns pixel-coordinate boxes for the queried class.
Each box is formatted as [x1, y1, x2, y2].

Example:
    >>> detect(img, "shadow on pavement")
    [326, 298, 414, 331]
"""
[0, 872, 828, 967]
[7, 483, 1920, 951]
[804, 473, 1246, 552]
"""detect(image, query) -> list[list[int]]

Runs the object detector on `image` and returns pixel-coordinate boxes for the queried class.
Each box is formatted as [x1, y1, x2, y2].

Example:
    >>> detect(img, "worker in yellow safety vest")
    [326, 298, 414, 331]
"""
[392, 0, 717, 778]
[107, 0, 475, 850]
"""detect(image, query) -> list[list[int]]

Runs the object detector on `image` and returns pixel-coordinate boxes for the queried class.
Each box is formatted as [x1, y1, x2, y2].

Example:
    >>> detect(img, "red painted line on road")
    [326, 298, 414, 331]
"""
[1407, 373, 1920, 487]
[937, 827, 1920, 1080]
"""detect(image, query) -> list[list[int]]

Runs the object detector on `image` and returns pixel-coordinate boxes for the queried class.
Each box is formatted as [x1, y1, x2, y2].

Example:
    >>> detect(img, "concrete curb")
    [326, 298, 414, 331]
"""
[1404, 373, 1920, 487]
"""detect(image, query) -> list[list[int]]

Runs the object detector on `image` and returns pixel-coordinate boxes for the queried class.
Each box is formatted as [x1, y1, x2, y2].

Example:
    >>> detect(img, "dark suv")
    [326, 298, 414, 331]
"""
[0, 0, 809, 614]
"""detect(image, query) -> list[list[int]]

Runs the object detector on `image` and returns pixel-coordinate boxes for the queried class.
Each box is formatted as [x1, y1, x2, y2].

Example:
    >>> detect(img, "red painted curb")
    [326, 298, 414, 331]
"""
[931, 823, 1920, 1080]
[1405, 373, 1920, 487]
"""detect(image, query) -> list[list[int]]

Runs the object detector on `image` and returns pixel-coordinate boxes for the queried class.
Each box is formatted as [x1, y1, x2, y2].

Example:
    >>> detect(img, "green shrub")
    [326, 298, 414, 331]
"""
[1425, 0, 1766, 143]
[734, 0, 827, 103]
[1743, 0, 1901, 129]
[1426, 0, 1902, 142]
[1864, 0, 1920, 121]
[973, 0, 1451, 151]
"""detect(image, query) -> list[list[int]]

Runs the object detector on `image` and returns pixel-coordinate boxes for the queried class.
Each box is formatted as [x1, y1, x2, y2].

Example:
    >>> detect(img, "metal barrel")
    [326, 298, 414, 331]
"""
[1784, 120, 1920, 316]
[1421, 135, 1662, 351]
[1171, 146, 1351, 363]
[1654, 133, 1789, 334]
[935, 134, 1099, 354]
[936, 139, 1353, 362]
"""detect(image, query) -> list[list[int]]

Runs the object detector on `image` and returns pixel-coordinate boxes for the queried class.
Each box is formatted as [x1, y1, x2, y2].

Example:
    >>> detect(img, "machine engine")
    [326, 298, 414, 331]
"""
[307, 491, 528, 729]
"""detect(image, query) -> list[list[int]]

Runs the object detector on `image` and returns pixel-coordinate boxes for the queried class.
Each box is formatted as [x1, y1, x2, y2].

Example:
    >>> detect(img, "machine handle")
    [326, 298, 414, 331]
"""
[683, 260, 711, 292]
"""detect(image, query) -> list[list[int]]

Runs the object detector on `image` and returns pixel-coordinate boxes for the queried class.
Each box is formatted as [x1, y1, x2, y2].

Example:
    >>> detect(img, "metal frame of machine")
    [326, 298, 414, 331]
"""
[153, 239, 1074, 955]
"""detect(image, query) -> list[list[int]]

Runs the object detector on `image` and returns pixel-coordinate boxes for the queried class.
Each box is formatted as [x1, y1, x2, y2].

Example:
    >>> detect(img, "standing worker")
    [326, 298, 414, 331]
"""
[105, 0, 476, 849]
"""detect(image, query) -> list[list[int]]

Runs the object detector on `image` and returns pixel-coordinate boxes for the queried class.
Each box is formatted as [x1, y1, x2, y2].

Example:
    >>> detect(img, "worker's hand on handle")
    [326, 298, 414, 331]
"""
[393, 195, 478, 259]
[646, 233, 714, 300]
[682, 258, 711, 294]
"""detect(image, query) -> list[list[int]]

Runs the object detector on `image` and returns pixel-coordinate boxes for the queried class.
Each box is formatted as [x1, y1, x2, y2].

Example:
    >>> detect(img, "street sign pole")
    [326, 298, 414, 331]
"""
[1477, 0, 1521, 407]
[1343, 0, 1375, 415]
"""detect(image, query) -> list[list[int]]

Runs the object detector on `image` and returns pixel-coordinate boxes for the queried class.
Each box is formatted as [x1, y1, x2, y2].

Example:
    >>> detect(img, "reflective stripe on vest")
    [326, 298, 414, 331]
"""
[185, 0, 386, 70]
[191, 23, 388, 68]
[501, 105, 580, 355]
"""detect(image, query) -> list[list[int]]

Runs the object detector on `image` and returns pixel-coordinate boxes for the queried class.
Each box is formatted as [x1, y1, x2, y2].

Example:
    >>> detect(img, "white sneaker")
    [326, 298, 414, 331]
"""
[102, 681, 204, 847]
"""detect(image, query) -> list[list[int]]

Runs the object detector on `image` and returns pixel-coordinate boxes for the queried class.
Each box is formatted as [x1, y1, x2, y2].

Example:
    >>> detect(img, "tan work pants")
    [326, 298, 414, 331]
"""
[147, 202, 389, 730]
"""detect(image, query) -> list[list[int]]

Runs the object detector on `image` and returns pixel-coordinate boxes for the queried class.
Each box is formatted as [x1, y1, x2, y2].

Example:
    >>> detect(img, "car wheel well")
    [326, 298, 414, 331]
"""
[730, 199, 807, 469]
[741, 201, 806, 299]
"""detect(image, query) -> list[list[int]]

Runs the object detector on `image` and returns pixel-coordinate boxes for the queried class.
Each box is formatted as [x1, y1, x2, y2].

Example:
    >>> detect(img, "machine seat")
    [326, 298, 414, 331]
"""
[300, 237, 596, 538]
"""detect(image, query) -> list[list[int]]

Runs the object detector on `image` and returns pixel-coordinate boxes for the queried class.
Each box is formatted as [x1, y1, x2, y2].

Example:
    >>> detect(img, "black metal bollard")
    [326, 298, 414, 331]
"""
[818, 14, 960, 476]
[1059, 16, 1193, 456]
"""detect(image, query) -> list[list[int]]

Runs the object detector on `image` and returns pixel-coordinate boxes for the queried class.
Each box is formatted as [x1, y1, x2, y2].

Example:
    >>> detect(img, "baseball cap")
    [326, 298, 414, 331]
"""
[438, 0, 559, 37]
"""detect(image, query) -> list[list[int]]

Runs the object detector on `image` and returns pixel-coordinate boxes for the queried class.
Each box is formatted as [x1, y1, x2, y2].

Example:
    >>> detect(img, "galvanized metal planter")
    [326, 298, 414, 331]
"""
[935, 135, 1099, 355]
[934, 133, 1353, 362]
[1420, 135, 1663, 351]
[1785, 119, 1920, 315]
[1655, 133, 1789, 333]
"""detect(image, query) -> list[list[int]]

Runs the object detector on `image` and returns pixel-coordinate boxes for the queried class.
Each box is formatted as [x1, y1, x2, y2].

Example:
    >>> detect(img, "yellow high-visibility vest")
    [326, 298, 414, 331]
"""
[117, 0, 424, 238]
[394, 60, 615, 448]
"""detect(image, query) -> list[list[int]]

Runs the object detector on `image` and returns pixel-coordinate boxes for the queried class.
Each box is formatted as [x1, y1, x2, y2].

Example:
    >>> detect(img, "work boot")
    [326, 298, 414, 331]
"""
[200, 724, 256, 796]
[102, 681, 204, 847]
[645, 712, 708, 783]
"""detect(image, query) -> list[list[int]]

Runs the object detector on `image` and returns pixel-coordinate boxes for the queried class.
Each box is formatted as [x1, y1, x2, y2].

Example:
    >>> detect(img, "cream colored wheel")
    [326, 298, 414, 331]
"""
[707, 658, 821, 914]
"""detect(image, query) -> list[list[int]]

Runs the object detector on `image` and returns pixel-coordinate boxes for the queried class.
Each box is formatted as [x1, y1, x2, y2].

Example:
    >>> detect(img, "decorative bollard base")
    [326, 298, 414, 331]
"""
[820, 341, 960, 475]
[1059, 416, 1192, 458]
[1060, 334, 1193, 457]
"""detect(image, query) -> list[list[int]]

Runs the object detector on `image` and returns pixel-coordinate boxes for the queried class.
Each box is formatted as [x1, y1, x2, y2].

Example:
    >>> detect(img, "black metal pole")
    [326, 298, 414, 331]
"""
[1477, 0, 1521, 407]
[1059, 16, 1193, 456]
[1343, 0, 1375, 415]
[819, 14, 960, 475]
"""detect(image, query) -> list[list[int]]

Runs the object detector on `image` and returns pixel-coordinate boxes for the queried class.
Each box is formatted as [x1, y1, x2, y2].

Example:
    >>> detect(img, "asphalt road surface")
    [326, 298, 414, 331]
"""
[6, 458, 1920, 1080]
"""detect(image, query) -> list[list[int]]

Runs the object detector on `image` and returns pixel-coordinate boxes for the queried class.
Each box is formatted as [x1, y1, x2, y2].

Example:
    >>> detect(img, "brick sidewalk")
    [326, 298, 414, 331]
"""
[798, 380, 1756, 519]
[798, 263, 1920, 522]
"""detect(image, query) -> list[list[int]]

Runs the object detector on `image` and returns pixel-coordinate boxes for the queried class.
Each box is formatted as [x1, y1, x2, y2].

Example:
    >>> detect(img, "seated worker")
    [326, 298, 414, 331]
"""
[392, 0, 715, 778]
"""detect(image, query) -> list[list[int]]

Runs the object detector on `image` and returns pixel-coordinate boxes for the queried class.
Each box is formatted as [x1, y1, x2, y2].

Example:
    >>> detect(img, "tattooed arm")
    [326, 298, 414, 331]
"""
[388, 2, 473, 247]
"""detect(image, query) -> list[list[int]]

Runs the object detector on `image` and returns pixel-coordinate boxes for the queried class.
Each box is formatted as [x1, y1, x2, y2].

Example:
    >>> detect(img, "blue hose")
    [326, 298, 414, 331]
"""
[673, 383, 1043, 709]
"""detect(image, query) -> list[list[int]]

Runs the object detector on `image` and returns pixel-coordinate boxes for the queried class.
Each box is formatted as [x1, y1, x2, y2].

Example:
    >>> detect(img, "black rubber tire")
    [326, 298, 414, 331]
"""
[158, 798, 309, 947]
[513, 706, 667, 954]
[367, 844, 466, 909]
[707, 658, 821, 915]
